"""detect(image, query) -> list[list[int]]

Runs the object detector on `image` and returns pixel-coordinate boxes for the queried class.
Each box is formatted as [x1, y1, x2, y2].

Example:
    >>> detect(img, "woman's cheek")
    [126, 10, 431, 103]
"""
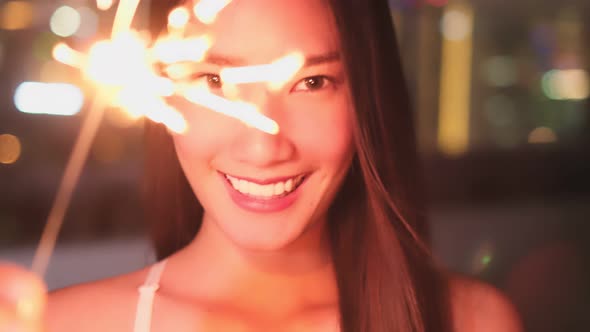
[291, 97, 354, 161]
[169, 98, 236, 159]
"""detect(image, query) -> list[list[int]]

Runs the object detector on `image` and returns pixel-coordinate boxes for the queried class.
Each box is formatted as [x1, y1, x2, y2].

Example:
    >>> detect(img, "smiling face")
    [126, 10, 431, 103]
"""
[167, 0, 354, 251]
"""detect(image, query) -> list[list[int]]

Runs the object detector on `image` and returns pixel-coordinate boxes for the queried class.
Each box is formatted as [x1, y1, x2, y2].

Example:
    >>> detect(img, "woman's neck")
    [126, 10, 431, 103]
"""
[167, 214, 339, 317]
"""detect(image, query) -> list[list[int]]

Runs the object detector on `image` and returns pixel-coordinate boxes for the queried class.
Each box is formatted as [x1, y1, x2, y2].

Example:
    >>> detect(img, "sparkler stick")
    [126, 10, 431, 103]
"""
[31, 97, 107, 276]
[31, 0, 141, 277]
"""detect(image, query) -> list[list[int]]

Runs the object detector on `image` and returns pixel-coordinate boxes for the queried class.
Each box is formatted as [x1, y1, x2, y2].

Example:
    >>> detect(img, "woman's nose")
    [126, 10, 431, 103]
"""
[229, 89, 295, 167]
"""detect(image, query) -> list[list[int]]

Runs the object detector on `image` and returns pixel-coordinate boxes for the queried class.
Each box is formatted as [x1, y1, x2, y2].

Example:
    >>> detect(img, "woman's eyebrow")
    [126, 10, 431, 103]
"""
[202, 51, 341, 67]
[304, 52, 341, 67]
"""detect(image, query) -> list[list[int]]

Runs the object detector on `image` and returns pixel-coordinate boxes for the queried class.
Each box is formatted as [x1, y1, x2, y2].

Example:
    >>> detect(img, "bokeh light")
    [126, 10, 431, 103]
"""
[0, 134, 22, 165]
[528, 127, 557, 144]
[75, 7, 99, 39]
[482, 56, 518, 87]
[14, 82, 84, 116]
[50, 6, 82, 37]
[542, 69, 589, 101]
[441, 8, 472, 41]
[471, 242, 494, 274]
[96, 0, 114, 11]
[0, 1, 33, 30]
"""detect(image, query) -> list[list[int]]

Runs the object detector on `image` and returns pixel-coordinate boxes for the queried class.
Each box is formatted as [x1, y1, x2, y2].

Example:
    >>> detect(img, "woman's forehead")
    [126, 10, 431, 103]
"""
[185, 0, 340, 65]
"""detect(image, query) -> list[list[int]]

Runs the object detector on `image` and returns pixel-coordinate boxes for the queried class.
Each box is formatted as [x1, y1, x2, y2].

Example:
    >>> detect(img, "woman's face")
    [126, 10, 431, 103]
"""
[169, 0, 354, 250]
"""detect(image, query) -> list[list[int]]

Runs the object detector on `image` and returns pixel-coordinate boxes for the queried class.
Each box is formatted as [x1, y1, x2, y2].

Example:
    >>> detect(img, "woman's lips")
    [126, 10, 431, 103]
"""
[219, 172, 308, 213]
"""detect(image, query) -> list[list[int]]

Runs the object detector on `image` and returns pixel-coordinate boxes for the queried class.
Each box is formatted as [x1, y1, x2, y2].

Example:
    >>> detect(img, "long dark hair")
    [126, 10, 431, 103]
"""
[144, 1, 452, 331]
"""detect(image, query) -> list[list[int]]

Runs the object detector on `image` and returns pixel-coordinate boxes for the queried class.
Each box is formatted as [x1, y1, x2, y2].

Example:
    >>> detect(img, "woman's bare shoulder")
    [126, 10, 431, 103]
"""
[449, 274, 523, 332]
[46, 266, 150, 332]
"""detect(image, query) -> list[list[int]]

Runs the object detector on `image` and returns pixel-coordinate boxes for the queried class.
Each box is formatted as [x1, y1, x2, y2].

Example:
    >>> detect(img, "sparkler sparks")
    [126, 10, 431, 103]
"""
[193, 0, 232, 24]
[52, 42, 85, 68]
[220, 52, 305, 90]
[181, 84, 279, 135]
[33, 0, 297, 276]
[168, 6, 190, 29]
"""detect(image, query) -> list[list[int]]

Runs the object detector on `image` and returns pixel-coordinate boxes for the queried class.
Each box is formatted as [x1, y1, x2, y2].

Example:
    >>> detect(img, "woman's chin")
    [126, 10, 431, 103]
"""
[220, 222, 305, 252]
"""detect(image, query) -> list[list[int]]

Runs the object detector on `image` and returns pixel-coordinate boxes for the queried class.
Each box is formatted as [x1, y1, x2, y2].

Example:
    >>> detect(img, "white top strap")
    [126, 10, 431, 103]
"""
[133, 259, 167, 332]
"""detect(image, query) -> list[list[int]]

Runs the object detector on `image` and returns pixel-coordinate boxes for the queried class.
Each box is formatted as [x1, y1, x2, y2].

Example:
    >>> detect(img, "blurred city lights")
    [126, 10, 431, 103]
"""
[471, 242, 494, 274]
[75, 7, 99, 38]
[437, 2, 474, 156]
[14, 82, 84, 116]
[528, 127, 557, 144]
[542, 69, 589, 101]
[441, 8, 472, 41]
[97, 0, 115, 11]
[168, 7, 190, 29]
[193, 0, 232, 24]
[0, 1, 33, 30]
[482, 56, 518, 87]
[0, 134, 22, 165]
[50, 6, 82, 37]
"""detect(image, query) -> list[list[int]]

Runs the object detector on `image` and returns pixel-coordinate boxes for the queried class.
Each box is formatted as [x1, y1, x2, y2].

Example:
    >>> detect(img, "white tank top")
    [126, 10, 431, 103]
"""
[133, 259, 167, 332]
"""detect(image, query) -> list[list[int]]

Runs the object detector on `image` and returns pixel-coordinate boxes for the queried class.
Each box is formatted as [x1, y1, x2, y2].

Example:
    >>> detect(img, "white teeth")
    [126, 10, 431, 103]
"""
[285, 179, 293, 192]
[224, 173, 304, 198]
[274, 182, 285, 196]
[238, 179, 248, 194]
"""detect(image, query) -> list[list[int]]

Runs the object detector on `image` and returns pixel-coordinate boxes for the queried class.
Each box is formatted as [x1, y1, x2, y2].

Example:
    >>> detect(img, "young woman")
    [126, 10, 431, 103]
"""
[0, 0, 523, 331]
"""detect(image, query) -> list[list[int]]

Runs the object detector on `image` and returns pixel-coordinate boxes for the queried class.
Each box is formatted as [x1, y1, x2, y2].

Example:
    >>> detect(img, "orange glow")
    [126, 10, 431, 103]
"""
[528, 127, 557, 144]
[193, 0, 232, 24]
[220, 52, 305, 90]
[0, 134, 22, 165]
[52, 42, 84, 68]
[152, 36, 211, 64]
[0, 1, 33, 30]
[181, 84, 279, 135]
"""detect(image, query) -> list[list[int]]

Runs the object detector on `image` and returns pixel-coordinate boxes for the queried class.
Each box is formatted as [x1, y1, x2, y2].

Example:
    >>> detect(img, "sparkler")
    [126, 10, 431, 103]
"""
[31, 0, 301, 276]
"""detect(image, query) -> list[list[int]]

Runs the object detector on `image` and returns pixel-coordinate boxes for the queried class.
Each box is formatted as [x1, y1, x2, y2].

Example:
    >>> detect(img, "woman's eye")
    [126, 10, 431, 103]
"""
[292, 76, 332, 92]
[194, 73, 223, 89]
